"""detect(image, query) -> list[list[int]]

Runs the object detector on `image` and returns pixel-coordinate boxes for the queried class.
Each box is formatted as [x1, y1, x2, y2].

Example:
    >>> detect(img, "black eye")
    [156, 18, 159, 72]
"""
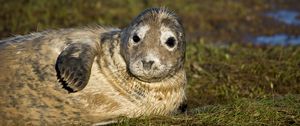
[132, 35, 140, 43]
[165, 37, 176, 48]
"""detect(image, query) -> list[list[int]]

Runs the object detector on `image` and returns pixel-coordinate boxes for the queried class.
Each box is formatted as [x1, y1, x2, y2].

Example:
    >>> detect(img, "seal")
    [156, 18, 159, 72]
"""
[0, 7, 186, 125]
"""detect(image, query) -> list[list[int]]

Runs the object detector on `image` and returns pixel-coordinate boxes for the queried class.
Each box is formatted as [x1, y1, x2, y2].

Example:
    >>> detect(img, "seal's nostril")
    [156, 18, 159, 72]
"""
[142, 60, 154, 70]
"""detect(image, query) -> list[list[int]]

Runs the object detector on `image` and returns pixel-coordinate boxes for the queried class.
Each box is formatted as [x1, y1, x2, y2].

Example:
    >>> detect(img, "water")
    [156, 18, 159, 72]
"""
[266, 10, 300, 26]
[253, 34, 300, 45]
[251, 10, 300, 45]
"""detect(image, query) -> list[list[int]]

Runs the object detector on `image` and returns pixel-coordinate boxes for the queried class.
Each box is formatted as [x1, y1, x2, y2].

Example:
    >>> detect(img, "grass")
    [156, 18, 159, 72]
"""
[116, 95, 300, 125]
[185, 41, 300, 107]
[1, 0, 300, 125]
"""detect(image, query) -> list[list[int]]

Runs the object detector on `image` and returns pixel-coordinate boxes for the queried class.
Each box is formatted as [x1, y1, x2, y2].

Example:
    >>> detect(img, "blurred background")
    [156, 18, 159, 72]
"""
[1, 0, 300, 45]
[1, 0, 299, 125]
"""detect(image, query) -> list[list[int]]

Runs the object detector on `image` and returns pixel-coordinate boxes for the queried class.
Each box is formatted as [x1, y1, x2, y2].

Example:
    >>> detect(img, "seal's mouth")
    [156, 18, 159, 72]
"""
[127, 66, 167, 83]
[133, 74, 164, 83]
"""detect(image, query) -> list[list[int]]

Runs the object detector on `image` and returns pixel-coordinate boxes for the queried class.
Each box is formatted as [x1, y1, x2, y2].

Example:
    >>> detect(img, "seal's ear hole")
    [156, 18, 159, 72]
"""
[132, 34, 141, 43]
[55, 43, 95, 93]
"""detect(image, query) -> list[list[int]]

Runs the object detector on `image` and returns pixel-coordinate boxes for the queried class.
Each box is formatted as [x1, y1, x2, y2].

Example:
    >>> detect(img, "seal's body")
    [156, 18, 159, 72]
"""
[0, 8, 186, 125]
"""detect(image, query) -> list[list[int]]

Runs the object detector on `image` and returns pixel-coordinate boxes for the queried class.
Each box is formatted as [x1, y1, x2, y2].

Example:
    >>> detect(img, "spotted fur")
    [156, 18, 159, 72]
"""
[0, 8, 186, 125]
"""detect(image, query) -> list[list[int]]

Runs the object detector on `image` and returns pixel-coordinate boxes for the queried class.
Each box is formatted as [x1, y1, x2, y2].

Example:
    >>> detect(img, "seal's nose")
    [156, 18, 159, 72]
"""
[142, 60, 154, 70]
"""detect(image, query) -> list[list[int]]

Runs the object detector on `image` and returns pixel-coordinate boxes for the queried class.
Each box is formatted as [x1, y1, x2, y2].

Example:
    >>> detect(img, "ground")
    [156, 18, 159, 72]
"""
[1, 0, 300, 125]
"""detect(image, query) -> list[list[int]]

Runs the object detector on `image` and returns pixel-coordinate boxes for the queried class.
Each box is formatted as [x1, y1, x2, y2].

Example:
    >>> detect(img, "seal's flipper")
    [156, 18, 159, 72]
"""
[55, 43, 96, 93]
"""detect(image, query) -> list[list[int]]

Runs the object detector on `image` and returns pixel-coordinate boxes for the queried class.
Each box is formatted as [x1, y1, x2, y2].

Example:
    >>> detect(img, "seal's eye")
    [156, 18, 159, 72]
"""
[165, 37, 176, 48]
[132, 35, 140, 43]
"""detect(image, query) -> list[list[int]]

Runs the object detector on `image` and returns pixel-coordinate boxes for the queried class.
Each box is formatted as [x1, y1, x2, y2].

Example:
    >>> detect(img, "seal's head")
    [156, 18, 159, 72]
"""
[121, 8, 185, 82]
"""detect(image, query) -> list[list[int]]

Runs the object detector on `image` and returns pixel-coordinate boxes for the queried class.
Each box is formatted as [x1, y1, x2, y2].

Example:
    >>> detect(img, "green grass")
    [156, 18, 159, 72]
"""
[1, 0, 300, 125]
[185, 41, 300, 107]
[116, 95, 300, 125]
